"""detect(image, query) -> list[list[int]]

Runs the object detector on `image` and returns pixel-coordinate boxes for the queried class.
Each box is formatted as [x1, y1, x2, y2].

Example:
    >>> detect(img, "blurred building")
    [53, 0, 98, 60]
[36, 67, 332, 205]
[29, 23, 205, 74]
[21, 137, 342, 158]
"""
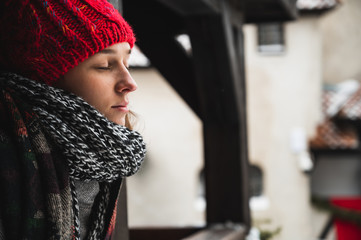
[124, 0, 361, 239]
[128, 68, 205, 227]
[246, 0, 361, 240]
[309, 76, 361, 240]
[247, 1, 361, 239]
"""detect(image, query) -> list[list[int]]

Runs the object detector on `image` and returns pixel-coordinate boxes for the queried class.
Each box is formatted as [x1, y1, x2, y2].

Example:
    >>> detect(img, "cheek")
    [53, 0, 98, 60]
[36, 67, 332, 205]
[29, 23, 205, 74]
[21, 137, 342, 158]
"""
[61, 70, 114, 114]
[78, 79, 114, 113]
[78, 83, 107, 107]
[64, 73, 100, 100]
[61, 70, 88, 94]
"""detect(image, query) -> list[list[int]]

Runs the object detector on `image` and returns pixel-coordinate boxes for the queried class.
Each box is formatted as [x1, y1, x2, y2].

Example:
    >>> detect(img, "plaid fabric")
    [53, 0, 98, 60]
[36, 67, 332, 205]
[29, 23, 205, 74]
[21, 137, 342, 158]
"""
[0, 85, 121, 239]
[0, 88, 73, 239]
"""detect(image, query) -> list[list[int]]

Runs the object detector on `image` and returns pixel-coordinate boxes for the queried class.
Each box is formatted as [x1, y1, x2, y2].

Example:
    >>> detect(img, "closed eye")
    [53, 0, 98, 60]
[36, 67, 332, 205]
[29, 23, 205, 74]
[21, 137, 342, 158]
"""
[97, 66, 111, 70]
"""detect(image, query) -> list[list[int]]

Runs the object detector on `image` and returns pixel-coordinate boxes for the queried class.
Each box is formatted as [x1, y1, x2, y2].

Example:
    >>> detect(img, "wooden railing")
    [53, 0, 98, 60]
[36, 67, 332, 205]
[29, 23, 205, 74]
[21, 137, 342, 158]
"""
[129, 224, 247, 240]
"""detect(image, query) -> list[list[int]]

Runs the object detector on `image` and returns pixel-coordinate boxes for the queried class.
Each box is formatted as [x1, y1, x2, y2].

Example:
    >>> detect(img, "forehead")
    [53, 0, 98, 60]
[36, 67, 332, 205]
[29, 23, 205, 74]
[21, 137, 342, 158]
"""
[97, 42, 132, 55]
[76, 42, 131, 67]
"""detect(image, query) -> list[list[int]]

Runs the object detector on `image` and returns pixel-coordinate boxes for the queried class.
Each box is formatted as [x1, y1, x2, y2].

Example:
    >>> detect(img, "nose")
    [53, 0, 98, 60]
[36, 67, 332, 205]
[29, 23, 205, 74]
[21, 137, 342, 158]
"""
[115, 70, 138, 93]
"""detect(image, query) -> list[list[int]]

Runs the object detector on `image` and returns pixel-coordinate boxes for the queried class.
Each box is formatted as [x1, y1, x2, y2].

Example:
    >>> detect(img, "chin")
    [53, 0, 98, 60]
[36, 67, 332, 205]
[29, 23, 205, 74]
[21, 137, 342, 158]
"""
[115, 118, 126, 126]
[106, 114, 126, 126]
[113, 119, 125, 126]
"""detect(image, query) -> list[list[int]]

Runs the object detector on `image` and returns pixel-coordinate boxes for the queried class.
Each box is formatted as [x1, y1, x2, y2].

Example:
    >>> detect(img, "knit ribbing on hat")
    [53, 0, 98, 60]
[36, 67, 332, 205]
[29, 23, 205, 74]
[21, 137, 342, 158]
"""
[0, 0, 135, 85]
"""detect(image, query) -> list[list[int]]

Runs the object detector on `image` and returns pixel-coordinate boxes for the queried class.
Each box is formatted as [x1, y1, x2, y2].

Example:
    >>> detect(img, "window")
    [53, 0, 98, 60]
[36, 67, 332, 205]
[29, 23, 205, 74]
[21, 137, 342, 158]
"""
[249, 165, 263, 197]
[257, 23, 285, 54]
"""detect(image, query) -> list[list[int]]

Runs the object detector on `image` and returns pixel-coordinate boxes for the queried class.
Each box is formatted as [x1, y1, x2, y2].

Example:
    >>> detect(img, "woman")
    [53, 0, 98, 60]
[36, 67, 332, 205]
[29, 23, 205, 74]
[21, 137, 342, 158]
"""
[0, 0, 146, 239]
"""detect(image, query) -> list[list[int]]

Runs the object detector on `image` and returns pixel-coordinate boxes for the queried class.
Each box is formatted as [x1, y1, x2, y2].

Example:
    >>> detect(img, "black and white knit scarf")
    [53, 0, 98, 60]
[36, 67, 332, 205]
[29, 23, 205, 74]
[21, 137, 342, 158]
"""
[0, 72, 146, 239]
[0, 72, 146, 181]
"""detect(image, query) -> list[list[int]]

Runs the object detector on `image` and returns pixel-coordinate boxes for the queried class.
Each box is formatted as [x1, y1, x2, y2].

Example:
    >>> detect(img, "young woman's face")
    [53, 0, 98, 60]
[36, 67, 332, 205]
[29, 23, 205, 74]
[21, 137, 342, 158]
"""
[55, 42, 137, 126]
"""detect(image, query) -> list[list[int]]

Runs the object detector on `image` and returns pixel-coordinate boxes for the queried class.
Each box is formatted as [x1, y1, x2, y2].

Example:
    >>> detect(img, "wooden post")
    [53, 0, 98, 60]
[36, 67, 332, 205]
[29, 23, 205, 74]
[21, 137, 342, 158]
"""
[186, 0, 250, 226]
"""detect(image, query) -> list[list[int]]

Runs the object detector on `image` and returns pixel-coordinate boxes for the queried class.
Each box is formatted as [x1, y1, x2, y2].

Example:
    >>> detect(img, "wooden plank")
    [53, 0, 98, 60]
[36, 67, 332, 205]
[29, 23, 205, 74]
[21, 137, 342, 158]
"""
[244, 0, 298, 23]
[129, 225, 246, 240]
[280, 0, 298, 19]
[183, 224, 247, 240]
[186, 0, 250, 227]
[123, 0, 185, 35]
[130, 227, 202, 240]
[156, 0, 220, 15]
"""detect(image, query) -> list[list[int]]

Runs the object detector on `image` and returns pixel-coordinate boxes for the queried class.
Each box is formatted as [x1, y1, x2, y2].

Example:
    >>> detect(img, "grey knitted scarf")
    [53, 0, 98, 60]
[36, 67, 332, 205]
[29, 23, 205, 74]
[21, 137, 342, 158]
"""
[0, 72, 146, 182]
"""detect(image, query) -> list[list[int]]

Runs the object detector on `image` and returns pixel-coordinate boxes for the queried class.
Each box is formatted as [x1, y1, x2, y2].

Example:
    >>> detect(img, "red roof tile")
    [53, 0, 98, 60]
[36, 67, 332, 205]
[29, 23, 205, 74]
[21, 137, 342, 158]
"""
[309, 119, 358, 149]
[310, 82, 361, 150]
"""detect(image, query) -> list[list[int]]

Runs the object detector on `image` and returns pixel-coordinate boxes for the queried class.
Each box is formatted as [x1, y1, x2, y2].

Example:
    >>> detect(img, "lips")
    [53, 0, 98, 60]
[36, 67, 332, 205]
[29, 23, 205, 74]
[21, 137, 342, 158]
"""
[111, 103, 129, 112]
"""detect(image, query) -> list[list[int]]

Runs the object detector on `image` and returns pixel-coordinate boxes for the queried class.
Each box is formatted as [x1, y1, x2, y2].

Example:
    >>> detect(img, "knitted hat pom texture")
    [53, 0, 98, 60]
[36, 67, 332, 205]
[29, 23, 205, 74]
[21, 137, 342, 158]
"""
[0, 0, 135, 85]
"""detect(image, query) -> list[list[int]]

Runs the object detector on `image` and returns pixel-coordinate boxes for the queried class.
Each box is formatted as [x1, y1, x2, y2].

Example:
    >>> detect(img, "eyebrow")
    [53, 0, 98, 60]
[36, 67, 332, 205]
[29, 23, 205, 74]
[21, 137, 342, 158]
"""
[97, 48, 132, 55]
[99, 49, 116, 54]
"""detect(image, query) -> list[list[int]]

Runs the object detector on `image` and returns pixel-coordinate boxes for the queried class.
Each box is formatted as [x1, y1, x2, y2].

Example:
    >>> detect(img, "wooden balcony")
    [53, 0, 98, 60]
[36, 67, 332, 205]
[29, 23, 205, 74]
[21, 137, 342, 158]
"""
[244, 0, 298, 23]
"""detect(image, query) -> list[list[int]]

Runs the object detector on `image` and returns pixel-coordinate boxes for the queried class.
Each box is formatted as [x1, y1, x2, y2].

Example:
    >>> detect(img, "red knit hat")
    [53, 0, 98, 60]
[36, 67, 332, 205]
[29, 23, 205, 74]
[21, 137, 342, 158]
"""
[0, 0, 135, 85]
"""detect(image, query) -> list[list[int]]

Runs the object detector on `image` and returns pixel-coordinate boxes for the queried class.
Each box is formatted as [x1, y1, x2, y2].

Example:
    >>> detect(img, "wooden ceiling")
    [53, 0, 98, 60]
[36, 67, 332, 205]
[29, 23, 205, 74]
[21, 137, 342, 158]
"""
[155, 0, 298, 22]
[244, 0, 298, 23]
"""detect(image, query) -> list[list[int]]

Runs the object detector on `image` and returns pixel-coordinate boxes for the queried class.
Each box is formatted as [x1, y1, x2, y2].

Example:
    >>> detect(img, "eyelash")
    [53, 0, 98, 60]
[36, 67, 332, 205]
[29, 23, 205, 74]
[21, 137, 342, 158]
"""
[96, 65, 130, 71]
[97, 66, 111, 70]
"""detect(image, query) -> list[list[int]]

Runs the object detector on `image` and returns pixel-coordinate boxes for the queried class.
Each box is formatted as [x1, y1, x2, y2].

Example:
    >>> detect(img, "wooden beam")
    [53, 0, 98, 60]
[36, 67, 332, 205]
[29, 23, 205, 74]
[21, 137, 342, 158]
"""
[229, 6, 245, 28]
[244, 0, 298, 23]
[129, 225, 247, 240]
[186, 0, 250, 227]
[280, 0, 298, 20]
[130, 227, 202, 240]
[123, 0, 185, 35]
[137, 35, 201, 116]
[123, 0, 201, 116]
[156, 0, 220, 15]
